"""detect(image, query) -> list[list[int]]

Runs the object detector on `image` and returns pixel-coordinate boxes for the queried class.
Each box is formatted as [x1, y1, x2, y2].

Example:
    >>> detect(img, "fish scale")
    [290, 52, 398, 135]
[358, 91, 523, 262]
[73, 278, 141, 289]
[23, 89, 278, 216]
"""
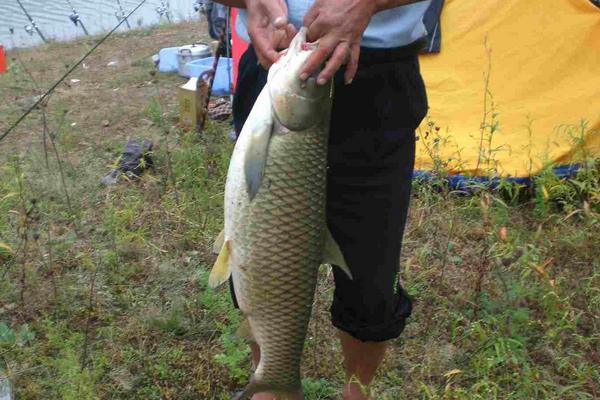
[234, 129, 328, 391]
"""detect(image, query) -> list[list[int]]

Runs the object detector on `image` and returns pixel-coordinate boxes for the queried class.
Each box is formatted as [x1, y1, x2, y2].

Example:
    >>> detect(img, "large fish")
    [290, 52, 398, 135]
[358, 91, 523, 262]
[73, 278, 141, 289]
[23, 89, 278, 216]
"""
[209, 28, 352, 399]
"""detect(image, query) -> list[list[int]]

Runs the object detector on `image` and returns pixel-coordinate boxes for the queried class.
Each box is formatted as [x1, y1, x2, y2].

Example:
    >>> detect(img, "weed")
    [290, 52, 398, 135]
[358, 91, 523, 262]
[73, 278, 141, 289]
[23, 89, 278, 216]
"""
[302, 377, 337, 399]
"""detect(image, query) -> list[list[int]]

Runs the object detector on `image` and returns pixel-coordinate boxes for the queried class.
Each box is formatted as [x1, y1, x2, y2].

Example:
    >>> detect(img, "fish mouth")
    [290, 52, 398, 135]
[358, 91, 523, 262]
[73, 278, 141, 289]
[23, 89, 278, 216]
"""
[300, 42, 322, 79]
[275, 33, 322, 79]
[301, 41, 318, 52]
[280, 29, 318, 57]
[289, 27, 317, 55]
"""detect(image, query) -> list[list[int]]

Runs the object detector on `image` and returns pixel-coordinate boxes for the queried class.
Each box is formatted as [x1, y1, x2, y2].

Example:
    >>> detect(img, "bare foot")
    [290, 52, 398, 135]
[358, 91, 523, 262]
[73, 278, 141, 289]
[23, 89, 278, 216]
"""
[342, 382, 371, 400]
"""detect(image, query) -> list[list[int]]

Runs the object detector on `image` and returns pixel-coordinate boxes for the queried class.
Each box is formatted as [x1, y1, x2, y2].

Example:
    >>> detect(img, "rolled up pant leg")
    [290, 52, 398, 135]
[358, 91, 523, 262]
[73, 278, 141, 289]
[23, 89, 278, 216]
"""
[326, 53, 428, 342]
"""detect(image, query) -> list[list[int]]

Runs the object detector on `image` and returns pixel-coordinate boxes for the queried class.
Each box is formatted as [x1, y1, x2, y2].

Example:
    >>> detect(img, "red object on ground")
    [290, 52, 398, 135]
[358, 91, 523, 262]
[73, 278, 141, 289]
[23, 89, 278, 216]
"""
[0, 45, 7, 73]
[231, 8, 248, 92]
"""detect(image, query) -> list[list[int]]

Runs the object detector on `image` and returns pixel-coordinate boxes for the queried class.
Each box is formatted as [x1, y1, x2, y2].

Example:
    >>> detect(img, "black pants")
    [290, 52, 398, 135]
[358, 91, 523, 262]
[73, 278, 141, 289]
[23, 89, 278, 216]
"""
[231, 43, 428, 342]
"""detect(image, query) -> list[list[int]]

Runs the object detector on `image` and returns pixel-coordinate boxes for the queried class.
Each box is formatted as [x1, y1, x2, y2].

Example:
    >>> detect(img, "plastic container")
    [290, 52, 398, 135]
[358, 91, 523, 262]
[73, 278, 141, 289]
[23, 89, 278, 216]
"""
[177, 43, 211, 77]
[185, 57, 233, 96]
[158, 46, 180, 73]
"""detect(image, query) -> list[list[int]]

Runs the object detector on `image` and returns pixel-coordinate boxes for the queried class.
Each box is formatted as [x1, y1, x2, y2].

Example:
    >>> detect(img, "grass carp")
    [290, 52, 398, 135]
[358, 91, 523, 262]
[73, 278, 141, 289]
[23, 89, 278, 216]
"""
[209, 28, 352, 399]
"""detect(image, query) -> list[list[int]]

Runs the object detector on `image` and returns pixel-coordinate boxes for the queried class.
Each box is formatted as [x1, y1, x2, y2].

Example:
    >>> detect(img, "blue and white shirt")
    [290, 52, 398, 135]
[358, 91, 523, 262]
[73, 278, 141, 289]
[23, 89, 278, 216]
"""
[236, 0, 432, 48]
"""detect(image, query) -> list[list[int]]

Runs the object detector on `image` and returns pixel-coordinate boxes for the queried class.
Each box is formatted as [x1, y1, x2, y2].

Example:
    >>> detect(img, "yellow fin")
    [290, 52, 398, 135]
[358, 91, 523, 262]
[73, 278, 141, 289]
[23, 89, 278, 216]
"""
[213, 229, 225, 254]
[322, 228, 353, 280]
[209, 240, 231, 288]
[235, 318, 255, 342]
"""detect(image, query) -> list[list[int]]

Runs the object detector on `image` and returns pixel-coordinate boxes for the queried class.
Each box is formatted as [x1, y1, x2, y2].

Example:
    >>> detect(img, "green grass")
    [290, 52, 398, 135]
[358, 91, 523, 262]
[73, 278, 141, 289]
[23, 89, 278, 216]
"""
[1, 22, 599, 400]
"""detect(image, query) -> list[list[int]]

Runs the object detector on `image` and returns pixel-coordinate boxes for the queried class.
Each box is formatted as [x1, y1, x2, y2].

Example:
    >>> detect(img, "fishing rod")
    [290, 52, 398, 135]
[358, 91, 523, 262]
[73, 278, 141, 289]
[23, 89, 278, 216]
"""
[164, 0, 172, 22]
[193, 0, 207, 14]
[0, 0, 150, 143]
[225, 7, 232, 103]
[15, 0, 47, 42]
[156, 1, 172, 23]
[65, 0, 90, 36]
[115, 0, 131, 29]
[199, 26, 227, 132]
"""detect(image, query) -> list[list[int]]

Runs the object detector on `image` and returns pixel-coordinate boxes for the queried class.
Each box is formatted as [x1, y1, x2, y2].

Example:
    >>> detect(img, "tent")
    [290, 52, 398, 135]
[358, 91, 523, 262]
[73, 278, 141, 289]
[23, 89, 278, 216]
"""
[416, 0, 600, 180]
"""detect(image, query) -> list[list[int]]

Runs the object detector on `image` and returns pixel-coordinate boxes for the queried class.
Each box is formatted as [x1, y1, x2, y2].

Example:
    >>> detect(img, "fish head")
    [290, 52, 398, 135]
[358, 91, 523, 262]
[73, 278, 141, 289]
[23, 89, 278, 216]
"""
[268, 27, 332, 131]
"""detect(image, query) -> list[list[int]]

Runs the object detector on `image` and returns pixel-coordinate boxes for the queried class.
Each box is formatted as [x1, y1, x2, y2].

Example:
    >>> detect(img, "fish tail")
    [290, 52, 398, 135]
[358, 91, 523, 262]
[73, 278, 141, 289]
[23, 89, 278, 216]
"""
[231, 375, 266, 400]
[232, 374, 301, 400]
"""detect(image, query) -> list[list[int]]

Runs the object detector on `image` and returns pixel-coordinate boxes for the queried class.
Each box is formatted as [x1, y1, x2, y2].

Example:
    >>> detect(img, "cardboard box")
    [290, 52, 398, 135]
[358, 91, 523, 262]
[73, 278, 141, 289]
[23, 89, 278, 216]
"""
[178, 76, 208, 131]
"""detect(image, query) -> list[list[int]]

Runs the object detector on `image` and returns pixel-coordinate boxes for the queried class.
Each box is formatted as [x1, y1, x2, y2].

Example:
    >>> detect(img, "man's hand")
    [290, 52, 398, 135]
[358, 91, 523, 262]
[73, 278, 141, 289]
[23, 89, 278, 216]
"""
[300, 0, 377, 85]
[246, 0, 298, 69]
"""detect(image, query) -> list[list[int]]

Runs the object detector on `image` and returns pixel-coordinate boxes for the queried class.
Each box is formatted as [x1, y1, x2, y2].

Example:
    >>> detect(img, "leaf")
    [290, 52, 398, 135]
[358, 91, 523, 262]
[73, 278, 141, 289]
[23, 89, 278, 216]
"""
[444, 369, 463, 378]
[18, 324, 36, 345]
[491, 195, 508, 208]
[0, 192, 17, 202]
[568, 179, 586, 191]
[532, 258, 554, 276]
[0, 242, 13, 253]
[0, 323, 17, 346]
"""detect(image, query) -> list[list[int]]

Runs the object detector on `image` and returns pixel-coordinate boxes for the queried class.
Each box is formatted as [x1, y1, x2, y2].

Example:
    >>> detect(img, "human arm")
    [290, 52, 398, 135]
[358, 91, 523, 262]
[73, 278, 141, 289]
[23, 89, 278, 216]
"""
[301, 0, 428, 84]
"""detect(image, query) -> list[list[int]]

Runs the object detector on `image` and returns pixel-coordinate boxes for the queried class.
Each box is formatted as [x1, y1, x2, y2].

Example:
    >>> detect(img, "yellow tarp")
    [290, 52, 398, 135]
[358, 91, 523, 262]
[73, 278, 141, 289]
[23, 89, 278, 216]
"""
[417, 0, 600, 177]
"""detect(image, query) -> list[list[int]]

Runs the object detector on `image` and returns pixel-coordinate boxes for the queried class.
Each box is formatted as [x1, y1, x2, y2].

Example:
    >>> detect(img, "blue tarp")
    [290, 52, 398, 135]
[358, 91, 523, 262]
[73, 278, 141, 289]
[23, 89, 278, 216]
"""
[422, 0, 444, 53]
[413, 164, 581, 192]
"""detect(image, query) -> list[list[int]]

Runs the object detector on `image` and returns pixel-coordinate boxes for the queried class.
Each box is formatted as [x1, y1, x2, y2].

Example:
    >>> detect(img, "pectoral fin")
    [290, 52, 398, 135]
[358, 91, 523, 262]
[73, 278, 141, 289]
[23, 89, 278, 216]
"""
[235, 318, 256, 342]
[244, 121, 273, 200]
[322, 228, 353, 280]
[209, 240, 231, 288]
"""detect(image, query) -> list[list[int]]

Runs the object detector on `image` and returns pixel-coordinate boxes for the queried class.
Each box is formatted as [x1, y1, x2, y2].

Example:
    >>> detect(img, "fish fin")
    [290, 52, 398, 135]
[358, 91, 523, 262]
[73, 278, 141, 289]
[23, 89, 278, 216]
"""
[232, 387, 252, 400]
[322, 228, 353, 280]
[231, 375, 264, 400]
[244, 121, 273, 200]
[209, 240, 231, 288]
[212, 229, 225, 254]
[232, 375, 298, 400]
[235, 318, 256, 342]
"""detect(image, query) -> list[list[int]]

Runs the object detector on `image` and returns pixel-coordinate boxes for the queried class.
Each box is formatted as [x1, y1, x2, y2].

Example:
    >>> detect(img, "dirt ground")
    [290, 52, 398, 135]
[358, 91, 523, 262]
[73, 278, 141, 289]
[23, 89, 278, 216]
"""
[1, 21, 209, 157]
